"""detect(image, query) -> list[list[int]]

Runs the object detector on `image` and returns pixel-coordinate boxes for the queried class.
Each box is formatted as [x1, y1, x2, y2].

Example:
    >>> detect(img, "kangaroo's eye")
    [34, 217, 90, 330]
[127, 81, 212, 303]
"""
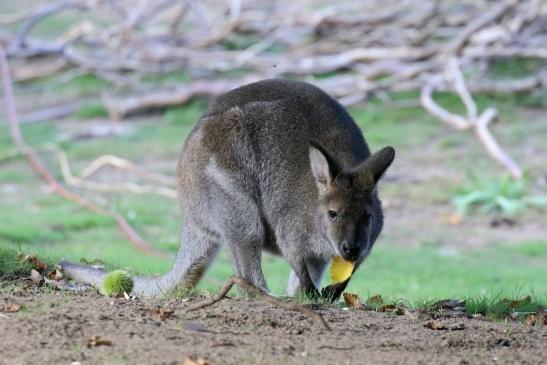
[327, 210, 338, 222]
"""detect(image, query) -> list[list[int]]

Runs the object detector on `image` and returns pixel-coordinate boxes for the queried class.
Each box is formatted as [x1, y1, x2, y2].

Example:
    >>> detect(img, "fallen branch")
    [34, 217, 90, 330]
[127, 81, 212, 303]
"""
[186, 276, 331, 331]
[421, 59, 523, 179]
[0, 44, 163, 257]
[76, 154, 177, 186]
[103, 76, 260, 119]
[10, 101, 83, 124]
[443, 0, 517, 55]
[49, 145, 178, 199]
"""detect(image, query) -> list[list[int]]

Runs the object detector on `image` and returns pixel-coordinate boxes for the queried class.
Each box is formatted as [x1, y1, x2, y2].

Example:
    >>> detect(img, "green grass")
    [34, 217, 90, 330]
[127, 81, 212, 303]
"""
[464, 292, 544, 320]
[72, 103, 108, 119]
[2, 237, 545, 303]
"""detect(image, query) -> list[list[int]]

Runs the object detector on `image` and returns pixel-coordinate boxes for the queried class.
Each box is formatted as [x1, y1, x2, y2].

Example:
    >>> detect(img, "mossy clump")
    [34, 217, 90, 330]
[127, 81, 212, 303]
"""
[101, 270, 134, 297]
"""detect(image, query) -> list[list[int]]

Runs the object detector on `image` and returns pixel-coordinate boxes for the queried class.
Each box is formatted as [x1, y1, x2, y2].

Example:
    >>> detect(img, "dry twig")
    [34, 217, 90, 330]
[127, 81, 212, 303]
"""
[186, 276, 331, 331]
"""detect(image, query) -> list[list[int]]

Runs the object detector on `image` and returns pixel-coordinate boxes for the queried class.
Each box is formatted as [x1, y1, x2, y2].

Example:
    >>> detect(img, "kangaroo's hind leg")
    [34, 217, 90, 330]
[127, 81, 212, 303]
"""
[133, 221, 220, 296]
[214, 198, 269, 292]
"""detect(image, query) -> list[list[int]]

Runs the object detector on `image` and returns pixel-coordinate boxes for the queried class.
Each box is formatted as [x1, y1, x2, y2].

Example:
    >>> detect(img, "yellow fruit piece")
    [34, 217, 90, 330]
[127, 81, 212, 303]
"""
[330, 256, 354, 283]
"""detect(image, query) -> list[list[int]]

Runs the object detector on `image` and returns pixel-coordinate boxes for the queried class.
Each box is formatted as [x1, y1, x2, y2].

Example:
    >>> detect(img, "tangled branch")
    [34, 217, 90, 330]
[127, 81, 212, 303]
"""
[3, 0, 547, 177]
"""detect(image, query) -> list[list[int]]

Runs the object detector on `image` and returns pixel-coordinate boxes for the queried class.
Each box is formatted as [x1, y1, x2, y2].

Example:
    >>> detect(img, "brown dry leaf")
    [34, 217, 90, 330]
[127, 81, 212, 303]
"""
[183, 356, 213, 365]
[396, 307, 416, 320]
[510, 296, 531, 308]
[4, 303, 21, 313]
[443, 213, 462, 225]
[19, 254, 47, 271]
[343, 292, 364, 309]
[526, 314, 536, 326]
[496, 296, 531, 310]
[366, 294, 384, 307]
[151, 307, 174, 320]
[47, 267, 63, 280]
[87, 336, 112, 348]
[424, 320, 446, 330]
[378, 304, 397, 313]
[424, 321, 465, 330]
[30, 269, 44, 285]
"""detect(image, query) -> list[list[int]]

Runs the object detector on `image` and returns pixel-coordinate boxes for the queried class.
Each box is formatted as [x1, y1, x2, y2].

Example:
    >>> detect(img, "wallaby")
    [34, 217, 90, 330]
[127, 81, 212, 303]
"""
[61, 79, 395, 299]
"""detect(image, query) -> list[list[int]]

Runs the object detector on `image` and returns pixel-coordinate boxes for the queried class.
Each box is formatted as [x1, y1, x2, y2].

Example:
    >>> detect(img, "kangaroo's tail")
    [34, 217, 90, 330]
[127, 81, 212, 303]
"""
[60, 224, 221, 297]
[60, 250, 217, 297]
[59, 261, 183, 297]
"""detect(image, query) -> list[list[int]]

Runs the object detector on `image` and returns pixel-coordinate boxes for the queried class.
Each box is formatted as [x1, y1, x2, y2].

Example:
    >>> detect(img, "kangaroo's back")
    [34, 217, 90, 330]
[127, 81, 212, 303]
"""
[204, 79, 370, 167]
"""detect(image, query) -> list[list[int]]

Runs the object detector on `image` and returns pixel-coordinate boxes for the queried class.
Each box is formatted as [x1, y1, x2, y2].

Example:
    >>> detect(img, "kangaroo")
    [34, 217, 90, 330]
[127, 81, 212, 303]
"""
[61, 79, 395, 299]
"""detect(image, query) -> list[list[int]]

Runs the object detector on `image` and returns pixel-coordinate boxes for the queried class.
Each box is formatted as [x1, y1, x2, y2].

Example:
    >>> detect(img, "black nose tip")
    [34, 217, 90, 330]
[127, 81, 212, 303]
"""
[341, 242, 358, 260]
[342, 242, 350, 253]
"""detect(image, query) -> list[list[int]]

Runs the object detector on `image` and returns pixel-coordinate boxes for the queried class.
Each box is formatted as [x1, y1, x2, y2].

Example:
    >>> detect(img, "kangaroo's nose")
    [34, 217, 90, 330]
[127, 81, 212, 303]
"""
[342, 242, 350, 253]
[341, 241, 358, 261]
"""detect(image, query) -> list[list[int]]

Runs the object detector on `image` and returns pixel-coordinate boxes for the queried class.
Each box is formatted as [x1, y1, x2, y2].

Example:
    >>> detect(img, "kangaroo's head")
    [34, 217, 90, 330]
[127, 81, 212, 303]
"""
[309, 143, 395, 262]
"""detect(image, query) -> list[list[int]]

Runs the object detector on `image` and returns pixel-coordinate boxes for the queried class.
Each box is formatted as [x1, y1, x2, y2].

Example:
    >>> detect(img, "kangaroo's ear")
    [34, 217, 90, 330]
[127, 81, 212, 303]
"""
[309, 142, 340, 193]
[358, 146, 395, 186]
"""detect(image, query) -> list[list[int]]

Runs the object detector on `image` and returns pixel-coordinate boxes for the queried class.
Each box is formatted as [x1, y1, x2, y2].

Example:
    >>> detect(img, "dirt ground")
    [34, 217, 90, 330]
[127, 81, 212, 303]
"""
[1, 287, 545, 365]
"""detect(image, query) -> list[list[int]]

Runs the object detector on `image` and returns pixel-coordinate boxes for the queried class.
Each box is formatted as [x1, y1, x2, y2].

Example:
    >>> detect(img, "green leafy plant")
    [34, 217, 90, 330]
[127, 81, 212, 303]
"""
[452, 175, 547, 216]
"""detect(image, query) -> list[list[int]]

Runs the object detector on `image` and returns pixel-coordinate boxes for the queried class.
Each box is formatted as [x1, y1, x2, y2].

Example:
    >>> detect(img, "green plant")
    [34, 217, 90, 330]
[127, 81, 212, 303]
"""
[452, 175, 547, 216]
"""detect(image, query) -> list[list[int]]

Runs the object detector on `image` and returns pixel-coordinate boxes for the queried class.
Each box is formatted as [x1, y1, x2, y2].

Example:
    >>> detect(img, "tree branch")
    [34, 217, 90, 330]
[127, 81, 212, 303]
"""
[186, 276, 331, 331]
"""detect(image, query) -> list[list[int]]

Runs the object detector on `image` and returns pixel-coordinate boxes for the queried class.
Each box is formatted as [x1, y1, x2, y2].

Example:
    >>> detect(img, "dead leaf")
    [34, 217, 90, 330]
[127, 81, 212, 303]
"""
[424, 320, 446, 330]
[443, 213, 462, 225]
[87, 336, 112, 348]
[510, 296, 531, 308]
[4, 303, 21, 313]
[329, 256, 354, 283]
[526, 314, 536, 326]
[183, 356, 213, 365]
[47, 267, 63, 280]
[343, 292, 364, 309]
[424, 320, 465, 330]
[496, 296, 531, 310]
[378, 304, 397, 312]
[395, 307, 415, 319]
[366, 294, 384, 307]
[30, 269, 44, 285]
[151, 306, 174, 320]
[19, 254, 47, 271]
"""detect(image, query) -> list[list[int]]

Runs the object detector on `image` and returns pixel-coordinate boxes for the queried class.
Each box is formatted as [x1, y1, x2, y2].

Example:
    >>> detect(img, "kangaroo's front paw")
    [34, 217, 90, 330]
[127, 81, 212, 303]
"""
[321, 279, 349, 302]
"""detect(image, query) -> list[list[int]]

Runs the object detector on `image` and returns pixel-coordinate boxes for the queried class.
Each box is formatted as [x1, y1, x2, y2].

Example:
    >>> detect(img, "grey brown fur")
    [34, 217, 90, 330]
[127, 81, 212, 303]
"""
[61, 79, 395, 298]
